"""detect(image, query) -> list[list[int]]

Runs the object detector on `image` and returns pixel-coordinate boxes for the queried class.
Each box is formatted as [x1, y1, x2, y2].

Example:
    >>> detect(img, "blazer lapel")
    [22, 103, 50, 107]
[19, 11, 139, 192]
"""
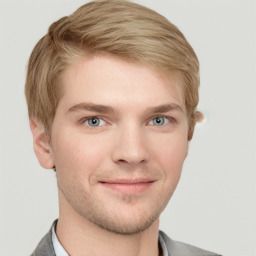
[31, 220, 57, 256]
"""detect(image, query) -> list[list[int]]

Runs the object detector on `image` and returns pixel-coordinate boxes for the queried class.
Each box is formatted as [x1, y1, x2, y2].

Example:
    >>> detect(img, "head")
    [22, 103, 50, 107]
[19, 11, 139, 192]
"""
[25, 0, 199, 141]
[26, 0, 200, 235]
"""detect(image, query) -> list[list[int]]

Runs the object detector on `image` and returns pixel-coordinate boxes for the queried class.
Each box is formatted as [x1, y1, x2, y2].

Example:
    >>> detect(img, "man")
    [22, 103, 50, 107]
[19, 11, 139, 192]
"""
[25, 0, 220, 255]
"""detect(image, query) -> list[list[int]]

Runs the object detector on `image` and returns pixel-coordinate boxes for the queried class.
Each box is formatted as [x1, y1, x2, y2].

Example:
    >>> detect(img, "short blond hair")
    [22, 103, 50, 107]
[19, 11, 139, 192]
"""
[25, 0, 199, 139]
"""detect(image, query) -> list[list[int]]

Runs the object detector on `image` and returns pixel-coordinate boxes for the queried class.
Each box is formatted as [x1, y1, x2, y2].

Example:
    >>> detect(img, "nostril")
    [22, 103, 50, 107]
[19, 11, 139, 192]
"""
[116, 158, 146, 166]
[117, 159, 128, 164]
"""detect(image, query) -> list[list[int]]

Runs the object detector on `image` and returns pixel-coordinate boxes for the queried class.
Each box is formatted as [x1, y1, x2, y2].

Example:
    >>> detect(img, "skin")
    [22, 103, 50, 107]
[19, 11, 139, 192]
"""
[31, 54, 191, 256]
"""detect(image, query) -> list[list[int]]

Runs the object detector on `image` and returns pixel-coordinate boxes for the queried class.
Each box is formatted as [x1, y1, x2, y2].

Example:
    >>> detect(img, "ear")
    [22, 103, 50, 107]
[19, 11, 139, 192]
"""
[188, 111, 204, 141]
[30, 118, 55, 169]
[188, 118, 196, 141]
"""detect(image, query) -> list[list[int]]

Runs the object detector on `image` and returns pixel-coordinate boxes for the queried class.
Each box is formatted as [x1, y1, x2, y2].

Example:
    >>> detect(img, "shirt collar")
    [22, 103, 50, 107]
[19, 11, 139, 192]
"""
[159, 232, 170, 256]
[52, 221, 169, 256]
[52, 221, 69, 256]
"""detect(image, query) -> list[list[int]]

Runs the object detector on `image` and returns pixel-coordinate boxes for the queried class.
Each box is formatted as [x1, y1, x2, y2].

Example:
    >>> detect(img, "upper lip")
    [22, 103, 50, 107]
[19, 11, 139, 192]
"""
[99, 178, 155, 184]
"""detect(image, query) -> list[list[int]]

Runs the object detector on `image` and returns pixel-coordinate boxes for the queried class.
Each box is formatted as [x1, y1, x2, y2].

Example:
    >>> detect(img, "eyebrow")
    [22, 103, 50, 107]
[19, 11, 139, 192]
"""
[67, 102, 184, 115]
[146, 103, 184, 114]
[67, 103, 115, 114]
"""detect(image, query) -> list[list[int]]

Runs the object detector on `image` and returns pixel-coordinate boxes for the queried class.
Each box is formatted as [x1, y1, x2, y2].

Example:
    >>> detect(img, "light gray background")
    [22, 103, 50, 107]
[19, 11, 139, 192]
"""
[0, 0, 255, 255]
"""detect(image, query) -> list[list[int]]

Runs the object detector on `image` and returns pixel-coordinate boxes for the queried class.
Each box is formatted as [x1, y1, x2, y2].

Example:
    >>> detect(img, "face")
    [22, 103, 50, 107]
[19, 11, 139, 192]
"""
[48, 54, 189, 234]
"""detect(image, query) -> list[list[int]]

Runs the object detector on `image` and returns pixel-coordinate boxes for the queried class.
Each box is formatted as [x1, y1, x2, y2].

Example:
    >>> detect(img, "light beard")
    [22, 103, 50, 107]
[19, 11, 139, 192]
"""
[82, 202, 161, 235]
[57, 166, 178, 235]
[58, 179, 173, 235]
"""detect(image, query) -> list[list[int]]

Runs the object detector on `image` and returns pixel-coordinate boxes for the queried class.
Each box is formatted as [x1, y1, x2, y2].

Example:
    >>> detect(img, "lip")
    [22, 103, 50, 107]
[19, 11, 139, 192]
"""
[99, 178, 155, 194]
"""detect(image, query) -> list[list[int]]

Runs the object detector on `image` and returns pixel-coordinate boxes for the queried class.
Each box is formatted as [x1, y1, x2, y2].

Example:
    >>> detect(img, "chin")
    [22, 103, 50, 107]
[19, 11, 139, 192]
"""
[89, 212, 159, 235]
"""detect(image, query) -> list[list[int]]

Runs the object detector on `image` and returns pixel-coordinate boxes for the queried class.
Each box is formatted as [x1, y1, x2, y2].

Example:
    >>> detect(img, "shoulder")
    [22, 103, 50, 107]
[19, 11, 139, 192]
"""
[31, 221, 56, 256]
[159, 230, 221, 256]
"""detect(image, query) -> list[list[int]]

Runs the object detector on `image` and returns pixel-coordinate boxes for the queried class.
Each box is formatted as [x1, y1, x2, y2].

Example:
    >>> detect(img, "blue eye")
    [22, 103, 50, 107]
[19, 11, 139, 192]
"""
[85, 117, 105, 127]
[151, 117, 169, 126]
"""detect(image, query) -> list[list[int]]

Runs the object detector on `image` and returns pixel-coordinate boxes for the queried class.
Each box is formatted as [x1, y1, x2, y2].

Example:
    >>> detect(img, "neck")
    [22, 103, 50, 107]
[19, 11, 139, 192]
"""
[56, 194, 160, 256]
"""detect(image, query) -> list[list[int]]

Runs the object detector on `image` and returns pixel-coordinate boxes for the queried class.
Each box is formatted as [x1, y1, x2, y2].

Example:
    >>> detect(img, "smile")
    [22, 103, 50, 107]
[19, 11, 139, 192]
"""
[99, 179, 155, 194]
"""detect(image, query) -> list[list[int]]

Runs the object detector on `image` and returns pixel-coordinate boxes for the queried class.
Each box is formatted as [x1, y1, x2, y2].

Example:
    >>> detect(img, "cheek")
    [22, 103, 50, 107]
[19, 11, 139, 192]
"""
[51, 129, 110, 181]
[162, 137, 188, 163]
[151, 133, 188, 180]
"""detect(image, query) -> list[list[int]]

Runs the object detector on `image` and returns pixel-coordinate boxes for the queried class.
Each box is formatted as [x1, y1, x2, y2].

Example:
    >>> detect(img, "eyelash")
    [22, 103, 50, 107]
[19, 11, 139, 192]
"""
[148, 116, 176, 126]
[80, 116, 106, 128]
[79, 115, 176, 128]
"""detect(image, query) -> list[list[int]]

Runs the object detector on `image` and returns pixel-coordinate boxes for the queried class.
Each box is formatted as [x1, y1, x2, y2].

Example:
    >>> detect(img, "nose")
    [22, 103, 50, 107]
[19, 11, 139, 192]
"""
[111, 123, 149, 167]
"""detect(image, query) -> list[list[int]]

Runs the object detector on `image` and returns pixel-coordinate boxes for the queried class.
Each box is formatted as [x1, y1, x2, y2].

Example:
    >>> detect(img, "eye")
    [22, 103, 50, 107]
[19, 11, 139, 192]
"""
[84, 117, 106, 127]
[149, 117, 170, 126]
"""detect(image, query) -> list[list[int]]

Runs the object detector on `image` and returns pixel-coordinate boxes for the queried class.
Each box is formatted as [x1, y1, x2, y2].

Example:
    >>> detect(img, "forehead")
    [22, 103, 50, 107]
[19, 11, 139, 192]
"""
[59, 54, 185, 113]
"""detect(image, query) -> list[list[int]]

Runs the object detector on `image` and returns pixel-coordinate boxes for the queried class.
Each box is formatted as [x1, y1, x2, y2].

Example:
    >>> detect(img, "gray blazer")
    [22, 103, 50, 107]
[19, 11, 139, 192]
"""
[31, 221, 221, 256]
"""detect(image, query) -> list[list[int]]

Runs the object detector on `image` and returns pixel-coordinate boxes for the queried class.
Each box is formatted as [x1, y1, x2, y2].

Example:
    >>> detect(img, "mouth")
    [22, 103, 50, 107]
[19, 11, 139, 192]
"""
[99, 178, 155, 194]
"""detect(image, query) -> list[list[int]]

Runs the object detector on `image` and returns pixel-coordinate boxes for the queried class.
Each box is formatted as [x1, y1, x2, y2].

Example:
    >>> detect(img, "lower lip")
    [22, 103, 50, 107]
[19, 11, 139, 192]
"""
[100, 182, 154, 194]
